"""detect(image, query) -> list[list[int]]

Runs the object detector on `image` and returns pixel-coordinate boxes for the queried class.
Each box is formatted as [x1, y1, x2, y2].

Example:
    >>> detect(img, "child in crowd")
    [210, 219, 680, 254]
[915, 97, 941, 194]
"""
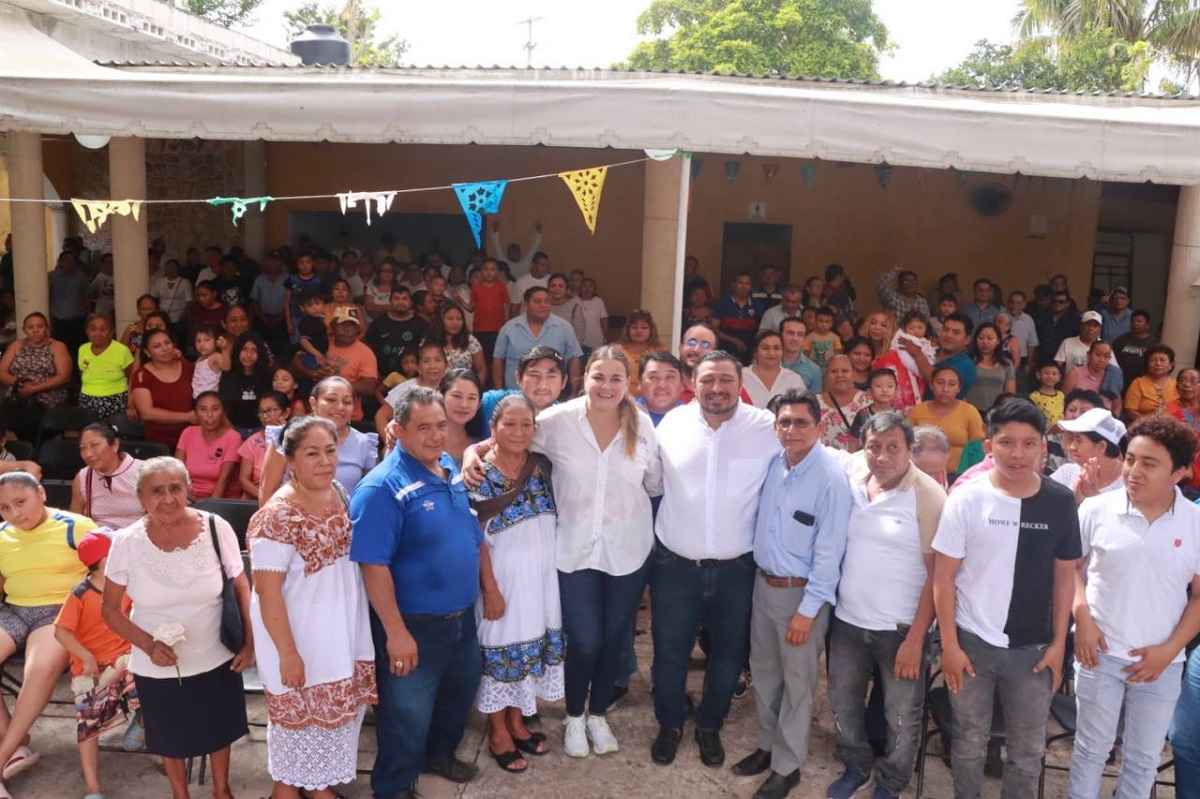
[805, 307, 842, 370]
[850, 368, 899, 440]
[283, 251, 327, 341]
[877, 311, 936, 410]
[238, 391, 290, 500]
[191, 324, 224, 398]
[295, 290, 330, 374]
[1030, 362, 1065, 427]
[930, 293, 958, 337]
[54, 531, 142, 799]
[374, 348, 420, 408]
[271, 365, 308, 418]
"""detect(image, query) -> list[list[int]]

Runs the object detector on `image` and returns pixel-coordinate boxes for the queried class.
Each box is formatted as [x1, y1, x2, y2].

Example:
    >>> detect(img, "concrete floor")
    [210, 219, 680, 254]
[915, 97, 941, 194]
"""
[7, 609, 1178, 798]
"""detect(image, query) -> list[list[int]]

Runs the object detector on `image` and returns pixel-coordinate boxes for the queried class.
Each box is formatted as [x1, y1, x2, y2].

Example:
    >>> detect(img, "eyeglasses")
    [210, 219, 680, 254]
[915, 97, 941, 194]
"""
[1180, 378, 1200, 385]
[685, 338, 713, 350]
[258, 407, 284, 417]
[775, 418, 814, 430]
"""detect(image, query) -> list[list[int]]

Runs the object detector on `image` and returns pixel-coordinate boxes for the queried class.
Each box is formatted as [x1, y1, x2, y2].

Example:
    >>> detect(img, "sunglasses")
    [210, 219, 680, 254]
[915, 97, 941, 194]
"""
[775, 418, 814, 430]
[685, 338, 713, 350]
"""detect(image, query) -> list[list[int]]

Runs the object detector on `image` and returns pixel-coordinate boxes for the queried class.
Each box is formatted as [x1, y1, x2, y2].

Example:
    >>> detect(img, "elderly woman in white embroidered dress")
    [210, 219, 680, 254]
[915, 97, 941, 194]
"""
[249, 416, 376, 799]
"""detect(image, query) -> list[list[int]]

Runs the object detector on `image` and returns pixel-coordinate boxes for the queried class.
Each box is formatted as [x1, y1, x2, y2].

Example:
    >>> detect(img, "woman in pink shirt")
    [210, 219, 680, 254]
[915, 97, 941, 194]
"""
[174, 391, 242, 500]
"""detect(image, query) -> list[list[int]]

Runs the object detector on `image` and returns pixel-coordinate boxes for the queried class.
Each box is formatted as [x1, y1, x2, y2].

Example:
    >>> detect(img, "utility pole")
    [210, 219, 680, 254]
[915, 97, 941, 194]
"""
[516, 15, 545, 68]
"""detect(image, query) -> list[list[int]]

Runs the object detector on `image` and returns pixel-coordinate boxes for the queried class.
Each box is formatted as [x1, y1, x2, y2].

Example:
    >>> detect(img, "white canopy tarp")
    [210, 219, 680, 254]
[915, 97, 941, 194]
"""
[4, 9, 1200, 183]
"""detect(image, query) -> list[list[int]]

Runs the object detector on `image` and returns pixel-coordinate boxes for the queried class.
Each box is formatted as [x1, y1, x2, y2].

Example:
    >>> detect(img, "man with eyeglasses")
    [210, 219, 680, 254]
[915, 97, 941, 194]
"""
[1035, 290, 1080, 370]
[779, 318, 822, 393]
[732, 389, 851, 799]
[678, 324, 752, 404]
[650, 351, 778, 770]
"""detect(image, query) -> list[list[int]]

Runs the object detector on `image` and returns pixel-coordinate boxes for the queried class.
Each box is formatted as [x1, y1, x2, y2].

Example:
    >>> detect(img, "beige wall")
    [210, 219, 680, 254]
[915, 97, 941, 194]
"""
[685, 158, 1103, 303]
[34, 139, 1119, 325]
[264, 143, 649, 315]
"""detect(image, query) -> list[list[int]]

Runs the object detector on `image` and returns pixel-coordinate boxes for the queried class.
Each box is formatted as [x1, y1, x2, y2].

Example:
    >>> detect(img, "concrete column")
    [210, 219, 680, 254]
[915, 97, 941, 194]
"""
[1162, 185, 1200, 370]
[8, 132, 48, 324]
[640, 155, 690, 351]
[109, 136, 149, 336]
[242, 139, 267, 260]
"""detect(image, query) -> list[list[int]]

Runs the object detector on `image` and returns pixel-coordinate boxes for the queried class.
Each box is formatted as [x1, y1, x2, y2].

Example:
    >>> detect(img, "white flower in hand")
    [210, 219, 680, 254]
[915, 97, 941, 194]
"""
[153, 622, 186, 647]
[152, 623, 186, 683]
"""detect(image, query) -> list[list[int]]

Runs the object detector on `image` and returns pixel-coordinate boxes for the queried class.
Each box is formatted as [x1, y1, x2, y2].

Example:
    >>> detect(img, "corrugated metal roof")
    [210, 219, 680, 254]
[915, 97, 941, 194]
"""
[89, 62, 1197, 101]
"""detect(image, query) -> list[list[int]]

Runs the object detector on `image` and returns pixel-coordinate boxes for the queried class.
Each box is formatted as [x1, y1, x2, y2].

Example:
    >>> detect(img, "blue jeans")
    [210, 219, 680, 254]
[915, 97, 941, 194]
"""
[649, 542, 755, 731]
[369, 609, 482, 799]
[558, 558, 650, 717]
[1171, 646, 1200, 795]
[949, 628, 1054, 799]
[1069, 653, 1181, 799]
[827, 617, 928, 794]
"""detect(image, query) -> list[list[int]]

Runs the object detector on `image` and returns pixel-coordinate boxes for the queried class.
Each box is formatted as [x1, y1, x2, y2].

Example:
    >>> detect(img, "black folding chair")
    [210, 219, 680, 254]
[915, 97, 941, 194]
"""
[121, 441, 172, 461]
[35, 405, 96, 448]
[41, 479, 74, 509]
[38, 439, 85, 481]
[191, 498, 258, 550]
[4, 441, 33, 462]
[107, 412, 145, 441]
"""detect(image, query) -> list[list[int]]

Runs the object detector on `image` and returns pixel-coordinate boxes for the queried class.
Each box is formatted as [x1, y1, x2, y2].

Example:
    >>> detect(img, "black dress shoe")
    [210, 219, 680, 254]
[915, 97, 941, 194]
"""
[422, 755, 479, 783]
[731, 748, 772, 776]
[651, 726, 683, 765]
[694, 728, 725, 767]
[752, 769, 800, 799]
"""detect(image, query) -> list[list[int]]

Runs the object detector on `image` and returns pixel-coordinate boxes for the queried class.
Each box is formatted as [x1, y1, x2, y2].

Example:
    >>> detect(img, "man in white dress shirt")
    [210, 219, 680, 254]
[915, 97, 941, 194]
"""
[649, 351, 779, 769]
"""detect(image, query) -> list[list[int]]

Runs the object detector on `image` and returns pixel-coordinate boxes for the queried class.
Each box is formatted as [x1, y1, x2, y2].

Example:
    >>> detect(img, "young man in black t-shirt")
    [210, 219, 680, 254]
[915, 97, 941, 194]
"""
[365, 287, 428, 378]
[932, 399, 1081, 799]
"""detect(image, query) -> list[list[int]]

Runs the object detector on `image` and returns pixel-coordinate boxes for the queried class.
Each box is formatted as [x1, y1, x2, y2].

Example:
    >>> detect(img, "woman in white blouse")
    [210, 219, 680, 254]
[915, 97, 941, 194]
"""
[743, 329, 807, 409]
[466, 344, 661, 758]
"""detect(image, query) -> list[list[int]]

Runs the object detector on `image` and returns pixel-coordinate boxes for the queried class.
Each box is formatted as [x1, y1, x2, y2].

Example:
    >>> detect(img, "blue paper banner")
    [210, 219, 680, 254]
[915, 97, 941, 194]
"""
[452, 181, 508, 247]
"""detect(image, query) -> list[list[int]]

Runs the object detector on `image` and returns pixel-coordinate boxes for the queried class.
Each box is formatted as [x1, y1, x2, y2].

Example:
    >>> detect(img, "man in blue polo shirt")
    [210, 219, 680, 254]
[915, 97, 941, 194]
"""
[900, 311, 976, 400]
[492, 285, 582, 392]
[351, 387, 483, 799]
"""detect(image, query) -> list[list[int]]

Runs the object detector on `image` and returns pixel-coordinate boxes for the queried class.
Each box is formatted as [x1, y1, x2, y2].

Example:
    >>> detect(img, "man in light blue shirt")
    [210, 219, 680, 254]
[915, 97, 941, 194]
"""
[491, 286, 581, 391]
[733, 389, 852, 799]
[779, 317, 822, 392]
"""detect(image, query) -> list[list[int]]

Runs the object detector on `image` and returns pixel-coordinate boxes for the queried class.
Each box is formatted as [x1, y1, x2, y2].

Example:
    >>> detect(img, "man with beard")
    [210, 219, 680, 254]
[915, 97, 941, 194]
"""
[678, 324, 752, 404]
[649, 352, 778, 769]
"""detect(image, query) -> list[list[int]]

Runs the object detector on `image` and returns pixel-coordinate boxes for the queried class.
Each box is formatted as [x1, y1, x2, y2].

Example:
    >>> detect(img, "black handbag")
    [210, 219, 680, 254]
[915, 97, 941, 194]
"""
[207, 513, 245, 654]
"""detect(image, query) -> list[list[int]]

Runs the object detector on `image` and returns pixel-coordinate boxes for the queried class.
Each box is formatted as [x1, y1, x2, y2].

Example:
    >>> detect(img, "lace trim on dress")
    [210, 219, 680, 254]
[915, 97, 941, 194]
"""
[481, 629, 565, 683]
[264, 660, 377, 731]
[248, 497, 352, 576]
[137, 527, 216, 587]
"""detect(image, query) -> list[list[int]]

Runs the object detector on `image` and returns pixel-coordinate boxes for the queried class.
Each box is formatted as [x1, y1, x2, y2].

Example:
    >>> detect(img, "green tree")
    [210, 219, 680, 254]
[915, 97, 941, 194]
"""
[1015, 0, 1200, 85]
[936, 28, 1153, 92]
[619, 0, 890, 79]
[177, 0, 262, 28]
[284, 0, 408, 67]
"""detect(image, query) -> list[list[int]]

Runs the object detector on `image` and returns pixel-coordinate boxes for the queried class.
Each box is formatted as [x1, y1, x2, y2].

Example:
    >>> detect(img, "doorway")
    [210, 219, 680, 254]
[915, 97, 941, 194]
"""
[720, 223, 793, 294]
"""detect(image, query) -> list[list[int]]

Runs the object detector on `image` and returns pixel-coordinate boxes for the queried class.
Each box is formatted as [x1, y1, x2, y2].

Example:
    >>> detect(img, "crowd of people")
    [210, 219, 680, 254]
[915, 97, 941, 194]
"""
[0, 227, 1197, 799]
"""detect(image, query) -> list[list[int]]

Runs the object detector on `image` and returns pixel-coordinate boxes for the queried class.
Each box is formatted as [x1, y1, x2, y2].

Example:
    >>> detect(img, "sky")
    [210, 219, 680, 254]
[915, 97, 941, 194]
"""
[241, 0, 1025, 82]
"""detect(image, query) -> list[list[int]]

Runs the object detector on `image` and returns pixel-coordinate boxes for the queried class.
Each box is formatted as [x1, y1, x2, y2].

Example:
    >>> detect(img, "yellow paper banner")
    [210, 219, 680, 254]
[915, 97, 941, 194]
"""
[70, 199, 142, 234]
[558, 167, 608, 235]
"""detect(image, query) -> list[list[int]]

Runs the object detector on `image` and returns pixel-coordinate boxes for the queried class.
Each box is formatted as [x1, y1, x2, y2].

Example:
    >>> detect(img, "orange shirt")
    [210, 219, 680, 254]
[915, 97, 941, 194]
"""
[54, 578, 133, 677]
[326, 340, 379, 421]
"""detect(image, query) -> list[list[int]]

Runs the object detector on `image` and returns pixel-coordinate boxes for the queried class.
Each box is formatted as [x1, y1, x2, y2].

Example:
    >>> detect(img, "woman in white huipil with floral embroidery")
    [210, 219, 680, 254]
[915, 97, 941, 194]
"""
[248, 415, 376, 797]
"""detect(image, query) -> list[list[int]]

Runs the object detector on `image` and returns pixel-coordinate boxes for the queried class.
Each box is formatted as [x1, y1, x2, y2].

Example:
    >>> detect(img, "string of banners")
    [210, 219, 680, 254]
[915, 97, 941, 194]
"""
[39, 150, 690, 242]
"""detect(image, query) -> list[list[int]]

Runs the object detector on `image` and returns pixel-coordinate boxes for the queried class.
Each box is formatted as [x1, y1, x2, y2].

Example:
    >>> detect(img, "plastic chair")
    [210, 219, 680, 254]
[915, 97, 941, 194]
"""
[37, 439, 85, 481]
[191, 498, 258, 550]
[4, 440, 33, 461]
[35, 405, 96, 448]
[121, 441, 172, 461]
[107, 412, 145, 441]
[41, 479, 74, 509]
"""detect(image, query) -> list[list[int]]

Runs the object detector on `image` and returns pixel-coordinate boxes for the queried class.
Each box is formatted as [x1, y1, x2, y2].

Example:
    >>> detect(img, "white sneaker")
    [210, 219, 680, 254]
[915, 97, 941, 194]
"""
[564, 715, 589, 758]
[586, 715, 620, 754]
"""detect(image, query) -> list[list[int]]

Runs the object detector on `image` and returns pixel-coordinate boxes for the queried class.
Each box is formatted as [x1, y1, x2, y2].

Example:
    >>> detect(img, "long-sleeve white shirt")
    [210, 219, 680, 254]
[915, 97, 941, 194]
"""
[655, 401, 780, 560]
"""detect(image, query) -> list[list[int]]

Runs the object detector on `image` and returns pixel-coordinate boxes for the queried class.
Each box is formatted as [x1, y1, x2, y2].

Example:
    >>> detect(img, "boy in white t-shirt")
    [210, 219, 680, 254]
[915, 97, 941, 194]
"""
[931, 399, 1081, 799]
[1072, 415, 1200, 798]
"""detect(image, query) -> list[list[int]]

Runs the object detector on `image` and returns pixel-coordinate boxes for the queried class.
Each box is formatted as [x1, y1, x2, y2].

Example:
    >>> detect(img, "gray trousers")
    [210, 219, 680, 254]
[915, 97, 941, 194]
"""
[950, 628, 1054, 799]
[827, 616, 928, 794]
[748, 572, 829, 776]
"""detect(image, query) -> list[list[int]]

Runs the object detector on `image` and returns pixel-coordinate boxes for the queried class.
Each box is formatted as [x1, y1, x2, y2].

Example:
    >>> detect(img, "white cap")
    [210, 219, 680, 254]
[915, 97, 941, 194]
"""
[1080, 310, 1103, 325]
[1058, 407, 1126, 447]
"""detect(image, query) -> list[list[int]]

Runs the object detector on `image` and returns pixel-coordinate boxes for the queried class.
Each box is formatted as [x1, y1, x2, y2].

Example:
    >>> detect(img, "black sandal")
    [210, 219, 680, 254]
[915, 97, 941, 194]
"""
[513, 731, 550, 756]
[490, 748, 528, 773]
